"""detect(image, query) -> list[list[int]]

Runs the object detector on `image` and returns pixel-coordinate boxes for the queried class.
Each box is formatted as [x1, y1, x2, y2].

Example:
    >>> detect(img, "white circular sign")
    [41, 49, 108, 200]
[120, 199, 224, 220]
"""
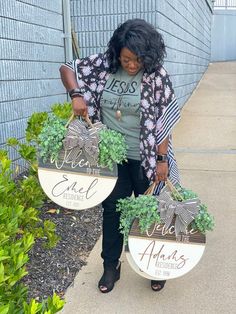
[38, 149, 117, 210]
[125, 247, 155, 280]
[126, 219, 206, 280]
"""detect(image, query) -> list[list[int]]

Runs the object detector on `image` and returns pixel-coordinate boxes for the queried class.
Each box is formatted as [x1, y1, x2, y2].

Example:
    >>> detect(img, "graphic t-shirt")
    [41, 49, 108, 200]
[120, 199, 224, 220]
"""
[100, 67, 143, 160]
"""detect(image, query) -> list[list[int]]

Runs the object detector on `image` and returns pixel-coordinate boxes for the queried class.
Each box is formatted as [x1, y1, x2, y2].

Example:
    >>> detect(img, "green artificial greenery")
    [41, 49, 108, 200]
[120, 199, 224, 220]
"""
[0, 153, 63, 313]
[98, 129, 128, 170]
[24, 102, 127, 168]
[173, 185, 215, 233]
[38, 115, 67, 163]
[170, 184, 198, 201]
[191, 204, 214, 233]
[116, 184, 215, 243]
[38, 118, 128, 169]
[116, 195, 160, 244]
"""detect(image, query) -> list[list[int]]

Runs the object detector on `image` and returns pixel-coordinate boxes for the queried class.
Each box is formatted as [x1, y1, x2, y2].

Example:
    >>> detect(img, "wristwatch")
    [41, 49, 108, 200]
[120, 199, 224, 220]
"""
[69, 88, 83, 99]
[157, 154, 168, 162]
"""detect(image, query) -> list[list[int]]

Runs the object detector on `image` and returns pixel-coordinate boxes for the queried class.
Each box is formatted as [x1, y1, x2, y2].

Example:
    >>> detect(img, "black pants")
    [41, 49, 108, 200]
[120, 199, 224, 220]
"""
[101, 159, 149, 268]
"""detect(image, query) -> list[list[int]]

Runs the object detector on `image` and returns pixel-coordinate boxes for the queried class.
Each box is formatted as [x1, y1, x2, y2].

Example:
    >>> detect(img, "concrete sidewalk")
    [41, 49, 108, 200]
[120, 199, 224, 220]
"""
[61, 62, 236, 314]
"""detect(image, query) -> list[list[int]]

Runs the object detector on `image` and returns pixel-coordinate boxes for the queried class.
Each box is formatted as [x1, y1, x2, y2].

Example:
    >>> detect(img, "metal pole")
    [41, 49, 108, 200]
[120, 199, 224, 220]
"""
[62, 0, 73, 62]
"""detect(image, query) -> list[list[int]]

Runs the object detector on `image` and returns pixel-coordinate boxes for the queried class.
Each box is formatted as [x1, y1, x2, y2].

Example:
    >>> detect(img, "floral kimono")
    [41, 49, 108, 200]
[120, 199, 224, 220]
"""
[64, 53, 181, 194]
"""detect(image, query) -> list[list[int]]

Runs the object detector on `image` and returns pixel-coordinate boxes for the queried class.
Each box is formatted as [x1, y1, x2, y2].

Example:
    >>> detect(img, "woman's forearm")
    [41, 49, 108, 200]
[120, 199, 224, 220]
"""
[157, 136, 169, 155]
[155, 136, 169, 182]
[59, 65, 87, 116]
[59, 65, 79, 91]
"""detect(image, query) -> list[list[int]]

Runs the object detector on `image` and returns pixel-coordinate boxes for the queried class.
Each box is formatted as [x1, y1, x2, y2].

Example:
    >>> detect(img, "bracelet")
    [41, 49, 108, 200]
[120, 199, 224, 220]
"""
[157, 154, 168, 162]
[69, 88, 83, 99]
[70, 93, 83, 99]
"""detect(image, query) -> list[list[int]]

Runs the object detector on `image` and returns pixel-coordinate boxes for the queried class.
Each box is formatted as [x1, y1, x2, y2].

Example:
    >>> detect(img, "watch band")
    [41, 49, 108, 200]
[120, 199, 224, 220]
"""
[69, 88, 83, 99]
[157, 154, 168, 162]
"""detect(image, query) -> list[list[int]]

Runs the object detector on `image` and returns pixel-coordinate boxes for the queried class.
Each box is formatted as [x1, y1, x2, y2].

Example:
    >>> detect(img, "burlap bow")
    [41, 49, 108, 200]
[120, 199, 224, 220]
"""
[156, 186, 200, 235]
[63, 119, 105, 166]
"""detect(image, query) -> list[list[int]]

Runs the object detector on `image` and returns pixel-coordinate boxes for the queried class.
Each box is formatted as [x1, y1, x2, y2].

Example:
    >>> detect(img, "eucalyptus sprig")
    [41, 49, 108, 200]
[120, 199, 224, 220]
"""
[172, 185, 215, 233]
[98, 129, 128, 170]
[38, 115, 67, 163]
[191, 204, 214, 233]
[116, 195, 160, 244]
[171, 184, 198, 201]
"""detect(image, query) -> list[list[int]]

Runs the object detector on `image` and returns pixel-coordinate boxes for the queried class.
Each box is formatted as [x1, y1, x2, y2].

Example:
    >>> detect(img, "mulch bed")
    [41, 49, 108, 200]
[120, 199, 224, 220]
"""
[22, 201, 103, 301]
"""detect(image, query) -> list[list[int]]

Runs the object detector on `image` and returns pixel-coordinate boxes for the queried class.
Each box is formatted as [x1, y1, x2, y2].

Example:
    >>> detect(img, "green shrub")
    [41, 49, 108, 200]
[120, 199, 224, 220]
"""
[1, 103, 74, 313]
[0, 154, 64, 313]
[51, 102, 72, 120]
[26, 112, 49, 144]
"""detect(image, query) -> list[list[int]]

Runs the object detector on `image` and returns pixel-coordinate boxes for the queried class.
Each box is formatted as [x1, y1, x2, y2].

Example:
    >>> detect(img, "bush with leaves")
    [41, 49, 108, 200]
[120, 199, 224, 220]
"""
[0, 103, 74, 313]
[23, 293, 65, 314]
[26, 112, 49, 144]
[0, 152, 64, 313]
[1, 150, 60, 247]
[7, 138, 38, 174]
[51, 102, 72, 120]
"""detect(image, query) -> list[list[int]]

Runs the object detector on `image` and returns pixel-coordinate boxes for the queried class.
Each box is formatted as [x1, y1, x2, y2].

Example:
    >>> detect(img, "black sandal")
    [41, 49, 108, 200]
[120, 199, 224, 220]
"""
[151, 280, 166, 291]
[98, 263, 121, 293]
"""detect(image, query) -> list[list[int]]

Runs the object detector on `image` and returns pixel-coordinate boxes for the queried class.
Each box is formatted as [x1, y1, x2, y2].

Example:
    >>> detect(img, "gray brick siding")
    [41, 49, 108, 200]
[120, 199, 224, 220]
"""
[0, 0, 66, 163]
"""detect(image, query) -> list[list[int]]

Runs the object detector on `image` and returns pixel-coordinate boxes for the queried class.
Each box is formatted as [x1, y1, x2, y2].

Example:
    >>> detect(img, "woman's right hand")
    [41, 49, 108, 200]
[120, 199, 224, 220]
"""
[72, 97, 88, 117]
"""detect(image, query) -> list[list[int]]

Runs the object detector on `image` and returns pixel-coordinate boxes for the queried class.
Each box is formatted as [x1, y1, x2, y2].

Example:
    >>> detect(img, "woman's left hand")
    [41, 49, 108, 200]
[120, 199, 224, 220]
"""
[155, 162, 169, 183]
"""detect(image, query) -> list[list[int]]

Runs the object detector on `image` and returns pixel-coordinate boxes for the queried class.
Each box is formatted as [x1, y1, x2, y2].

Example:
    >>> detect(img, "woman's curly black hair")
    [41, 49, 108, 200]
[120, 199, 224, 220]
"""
[106, 19, 166, 74]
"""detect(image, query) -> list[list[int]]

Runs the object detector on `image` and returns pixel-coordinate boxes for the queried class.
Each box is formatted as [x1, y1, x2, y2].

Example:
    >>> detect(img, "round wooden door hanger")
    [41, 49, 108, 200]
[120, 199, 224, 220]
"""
[126, 218, 206, 280]
[38, 149, 117, 210]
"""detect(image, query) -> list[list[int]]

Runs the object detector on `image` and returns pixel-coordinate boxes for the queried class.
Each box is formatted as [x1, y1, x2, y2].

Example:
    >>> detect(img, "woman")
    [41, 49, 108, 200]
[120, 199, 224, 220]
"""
[60, 19, 180, 293]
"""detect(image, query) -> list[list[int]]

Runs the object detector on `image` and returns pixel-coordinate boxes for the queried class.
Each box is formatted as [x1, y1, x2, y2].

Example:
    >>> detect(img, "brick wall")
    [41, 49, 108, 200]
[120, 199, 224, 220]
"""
[0, 0, 66, 163]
